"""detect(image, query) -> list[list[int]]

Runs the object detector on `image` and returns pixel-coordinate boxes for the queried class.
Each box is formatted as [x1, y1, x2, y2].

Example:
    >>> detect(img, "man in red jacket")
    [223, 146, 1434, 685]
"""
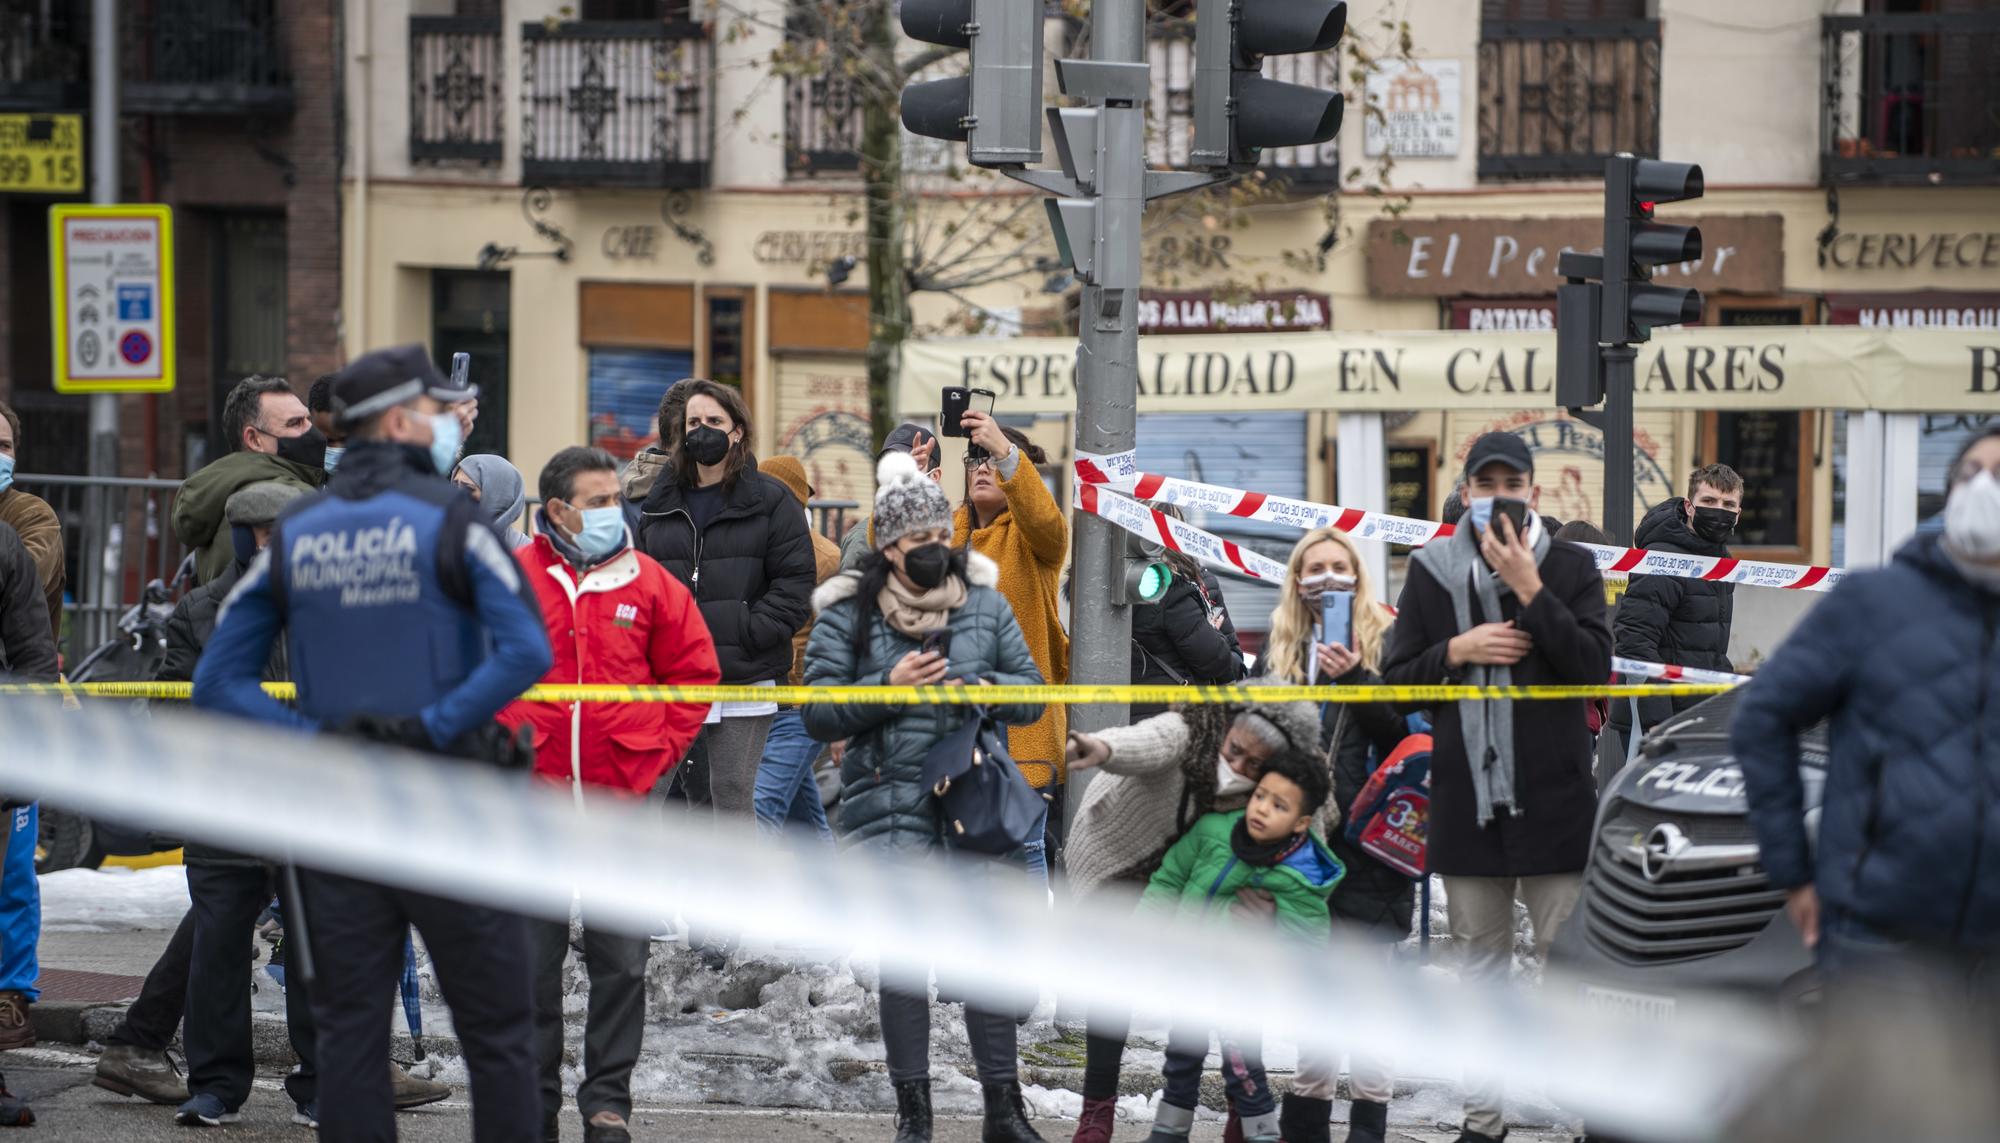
[501, 446, 719, 1143]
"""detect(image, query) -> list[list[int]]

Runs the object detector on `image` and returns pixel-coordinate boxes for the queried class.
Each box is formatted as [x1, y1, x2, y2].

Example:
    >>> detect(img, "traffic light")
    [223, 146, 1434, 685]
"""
[1123, 534, 1172, 606]
[899, 0, 1044, 169]
[1191, 0, 1347, 171]
[1601, 155, 1704, 343]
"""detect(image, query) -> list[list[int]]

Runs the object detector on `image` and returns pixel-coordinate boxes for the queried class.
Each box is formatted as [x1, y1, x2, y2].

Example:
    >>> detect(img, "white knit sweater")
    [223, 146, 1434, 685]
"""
[1066, 712, 1253, 902]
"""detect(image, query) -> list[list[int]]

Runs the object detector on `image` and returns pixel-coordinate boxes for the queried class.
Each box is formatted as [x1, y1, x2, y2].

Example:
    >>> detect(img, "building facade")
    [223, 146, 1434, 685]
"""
[0, 0, 343, 477]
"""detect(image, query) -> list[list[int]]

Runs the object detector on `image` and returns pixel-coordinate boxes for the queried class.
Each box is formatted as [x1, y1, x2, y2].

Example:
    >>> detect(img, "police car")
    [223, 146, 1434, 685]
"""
[1548, 691, 1828, 1021]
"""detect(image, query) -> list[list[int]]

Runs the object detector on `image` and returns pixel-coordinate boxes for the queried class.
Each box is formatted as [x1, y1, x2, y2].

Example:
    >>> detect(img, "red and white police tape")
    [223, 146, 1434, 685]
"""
[1075, 449, 1846, 593]
[1611, 656, 1750, 686]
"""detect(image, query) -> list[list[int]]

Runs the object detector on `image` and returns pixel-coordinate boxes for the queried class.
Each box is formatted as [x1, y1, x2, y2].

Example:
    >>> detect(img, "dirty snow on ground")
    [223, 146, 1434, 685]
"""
[37, 865, 188, 932]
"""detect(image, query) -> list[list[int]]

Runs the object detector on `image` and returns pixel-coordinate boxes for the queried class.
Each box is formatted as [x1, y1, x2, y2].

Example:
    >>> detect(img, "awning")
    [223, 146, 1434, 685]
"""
[899, 325, 2000, 414]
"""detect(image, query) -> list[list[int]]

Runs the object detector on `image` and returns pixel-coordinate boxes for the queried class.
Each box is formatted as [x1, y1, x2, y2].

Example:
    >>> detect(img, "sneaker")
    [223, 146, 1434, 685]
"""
[0, 1071, 32, 1127]
[585, 1112, 633, 1142]
[390, 1062, 451, 1110]
[0, 992, 32, 1052]
[292, 1100, 318, 1128]
[93, 1043, 191, 1105]
[175, 1093, 241, 1126]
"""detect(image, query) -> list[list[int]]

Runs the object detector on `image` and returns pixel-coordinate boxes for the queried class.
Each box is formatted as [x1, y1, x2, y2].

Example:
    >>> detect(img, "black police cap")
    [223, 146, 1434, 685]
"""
[329, 344, 477, 428]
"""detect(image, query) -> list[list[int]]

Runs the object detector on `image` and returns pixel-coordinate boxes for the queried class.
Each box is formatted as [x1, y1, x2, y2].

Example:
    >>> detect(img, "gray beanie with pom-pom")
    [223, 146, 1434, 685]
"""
[872, 450, 953, 550]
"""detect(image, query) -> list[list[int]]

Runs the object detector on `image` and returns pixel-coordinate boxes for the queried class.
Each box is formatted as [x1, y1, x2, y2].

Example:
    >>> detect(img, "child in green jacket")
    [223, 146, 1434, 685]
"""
[1137, 750, 1343, 1143]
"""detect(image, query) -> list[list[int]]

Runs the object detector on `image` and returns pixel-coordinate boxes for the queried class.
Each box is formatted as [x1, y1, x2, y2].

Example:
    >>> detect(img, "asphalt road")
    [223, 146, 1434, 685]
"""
[2, 1044, 1574, 1141]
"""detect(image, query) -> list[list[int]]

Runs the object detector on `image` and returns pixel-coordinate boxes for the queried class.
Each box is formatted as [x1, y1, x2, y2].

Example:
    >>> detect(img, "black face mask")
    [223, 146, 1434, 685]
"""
[1691, 506, 1738, 544]
[271, 426, 327, 471]
[902, 542, 953, 590]
[684, 425, 732, 467]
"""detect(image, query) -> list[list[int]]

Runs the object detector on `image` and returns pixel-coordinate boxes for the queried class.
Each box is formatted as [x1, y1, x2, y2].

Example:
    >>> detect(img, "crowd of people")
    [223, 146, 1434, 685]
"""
[2, 348, 1997, 1143]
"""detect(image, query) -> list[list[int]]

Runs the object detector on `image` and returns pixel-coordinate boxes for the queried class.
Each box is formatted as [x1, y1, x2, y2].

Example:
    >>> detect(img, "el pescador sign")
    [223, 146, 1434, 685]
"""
[900, 326, 2000, 414]
[1366, 214, 1784, 298]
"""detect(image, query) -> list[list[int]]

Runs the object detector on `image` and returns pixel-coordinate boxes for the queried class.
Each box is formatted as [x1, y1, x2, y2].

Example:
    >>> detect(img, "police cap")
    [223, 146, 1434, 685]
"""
[329, 344, 478, 428]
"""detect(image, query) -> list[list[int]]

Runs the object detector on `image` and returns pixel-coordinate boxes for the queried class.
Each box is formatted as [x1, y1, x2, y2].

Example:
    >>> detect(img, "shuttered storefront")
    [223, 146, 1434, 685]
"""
[586, 348, 695, 460]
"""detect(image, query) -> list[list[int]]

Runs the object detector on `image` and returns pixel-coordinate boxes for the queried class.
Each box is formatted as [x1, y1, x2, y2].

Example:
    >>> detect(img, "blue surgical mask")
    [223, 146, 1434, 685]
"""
[1467, 496, 1495, 534]
[0, 453, 13, 495]
[570, 505, 626, 558]
[321, 445, 345, 473]
[427, 411, 464, 477]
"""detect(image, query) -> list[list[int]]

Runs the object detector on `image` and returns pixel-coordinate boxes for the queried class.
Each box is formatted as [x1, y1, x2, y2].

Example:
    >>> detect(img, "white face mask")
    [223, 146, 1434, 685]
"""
[1216, 754, 1255, 797]
[1946, 470, 2000, 558]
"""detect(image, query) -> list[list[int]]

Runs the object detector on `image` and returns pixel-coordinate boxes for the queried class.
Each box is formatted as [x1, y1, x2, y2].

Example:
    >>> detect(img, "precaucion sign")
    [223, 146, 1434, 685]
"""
[50, 204, 177, 394]
[0, 114, 83, 194]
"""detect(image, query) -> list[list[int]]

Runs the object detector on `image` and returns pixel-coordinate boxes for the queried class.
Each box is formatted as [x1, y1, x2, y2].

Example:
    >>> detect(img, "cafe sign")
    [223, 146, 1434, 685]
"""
[1366, 215, 1784, 298]
[901, 325, 2000, 415]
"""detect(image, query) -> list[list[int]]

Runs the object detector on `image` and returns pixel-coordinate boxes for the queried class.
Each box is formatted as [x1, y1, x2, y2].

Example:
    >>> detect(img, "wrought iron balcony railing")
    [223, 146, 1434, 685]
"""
[1477, 19, 1659, 179]
[410, 15, 504, 164]
[785, 71, 863, 177]
[0, 0, 291, 115]
[521, 20, 712, 189]
[1821, 11, 2000, 186]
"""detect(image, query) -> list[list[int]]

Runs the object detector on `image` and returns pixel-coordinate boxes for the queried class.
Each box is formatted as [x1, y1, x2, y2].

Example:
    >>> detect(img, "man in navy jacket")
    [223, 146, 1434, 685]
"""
[1735, 427, 2000, 986]
[194, 344, 552, 1139]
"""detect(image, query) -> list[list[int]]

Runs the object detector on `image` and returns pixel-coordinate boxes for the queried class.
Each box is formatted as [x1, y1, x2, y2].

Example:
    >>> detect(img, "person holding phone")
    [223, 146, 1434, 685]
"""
[1249, 526, 1409, 1143]
[803, 450, 1048, 1143]
[1382, 432, 1610, 1143]
[953, 408, 1071, 882]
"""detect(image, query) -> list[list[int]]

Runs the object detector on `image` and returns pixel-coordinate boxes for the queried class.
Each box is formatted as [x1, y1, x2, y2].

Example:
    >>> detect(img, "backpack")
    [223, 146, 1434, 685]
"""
[1343, 732, 1432, 880]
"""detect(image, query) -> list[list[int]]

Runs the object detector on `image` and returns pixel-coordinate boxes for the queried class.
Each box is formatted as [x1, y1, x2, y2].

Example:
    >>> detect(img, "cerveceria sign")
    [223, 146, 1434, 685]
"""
[1365, 215, 1784, 298]
[901, 326, 2000, 414]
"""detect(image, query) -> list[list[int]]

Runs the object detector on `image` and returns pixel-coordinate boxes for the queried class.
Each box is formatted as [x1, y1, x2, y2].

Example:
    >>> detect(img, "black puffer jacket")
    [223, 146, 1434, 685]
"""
[159, 560, 289, 868]
[637, 471, 817, 685]
[1130, 570, 1243, 721]
[1613, 497, 1735, 730]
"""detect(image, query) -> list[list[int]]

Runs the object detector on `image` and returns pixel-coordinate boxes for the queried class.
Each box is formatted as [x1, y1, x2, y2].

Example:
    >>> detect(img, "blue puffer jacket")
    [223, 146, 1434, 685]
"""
[1734, 532, 2000, 947]
[802, 552, 1044, 855]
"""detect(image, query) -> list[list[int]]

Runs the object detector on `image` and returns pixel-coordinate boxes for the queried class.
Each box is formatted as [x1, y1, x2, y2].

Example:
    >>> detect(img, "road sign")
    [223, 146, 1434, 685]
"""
[51, 204, 177, 394]
[0, 114, 83, 194]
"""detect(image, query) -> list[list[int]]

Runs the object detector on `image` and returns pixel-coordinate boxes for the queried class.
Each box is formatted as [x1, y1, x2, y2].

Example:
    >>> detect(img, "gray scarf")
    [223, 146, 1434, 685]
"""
[1413, 511, 1550, 827]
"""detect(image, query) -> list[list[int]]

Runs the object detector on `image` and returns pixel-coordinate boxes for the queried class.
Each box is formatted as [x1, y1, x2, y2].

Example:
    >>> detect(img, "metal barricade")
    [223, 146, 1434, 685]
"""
[13, 473, 188, 663]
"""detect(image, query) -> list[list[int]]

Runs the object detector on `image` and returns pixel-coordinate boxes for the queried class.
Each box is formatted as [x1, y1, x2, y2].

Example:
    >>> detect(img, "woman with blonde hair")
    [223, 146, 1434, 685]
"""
[1253, 527, 1412, 1143]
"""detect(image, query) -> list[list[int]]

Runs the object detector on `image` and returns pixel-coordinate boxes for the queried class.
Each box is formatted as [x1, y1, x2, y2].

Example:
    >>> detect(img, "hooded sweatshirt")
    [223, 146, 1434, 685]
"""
[1139, 809, 1343, 941]
[453, 453, 530, 550]
[171, 451, 325, 585]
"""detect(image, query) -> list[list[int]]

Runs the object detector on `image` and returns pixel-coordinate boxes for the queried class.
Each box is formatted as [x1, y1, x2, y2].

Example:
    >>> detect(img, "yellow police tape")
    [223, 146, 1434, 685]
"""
[0, 680, 1737, 705]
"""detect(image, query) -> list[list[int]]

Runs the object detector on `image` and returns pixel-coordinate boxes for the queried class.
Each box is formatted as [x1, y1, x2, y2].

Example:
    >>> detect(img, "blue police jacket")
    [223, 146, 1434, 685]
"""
[193, 440, 553, 749]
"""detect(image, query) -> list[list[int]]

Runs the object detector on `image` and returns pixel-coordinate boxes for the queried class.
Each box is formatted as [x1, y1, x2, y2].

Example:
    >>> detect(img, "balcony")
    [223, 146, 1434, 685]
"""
[1477, 19, 1659, 179]
[1821, 11, 2000, 186]
[785, 71, 862, 178]
[0, 0, 291, 116]
[1146, 19, 1341, 188]
[521, 20, 712, 189]
[410, 16, 504, 163]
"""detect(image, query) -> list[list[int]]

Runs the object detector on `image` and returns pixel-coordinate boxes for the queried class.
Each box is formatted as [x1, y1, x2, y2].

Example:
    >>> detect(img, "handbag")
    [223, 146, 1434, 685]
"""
[919, 706, 1048, 855]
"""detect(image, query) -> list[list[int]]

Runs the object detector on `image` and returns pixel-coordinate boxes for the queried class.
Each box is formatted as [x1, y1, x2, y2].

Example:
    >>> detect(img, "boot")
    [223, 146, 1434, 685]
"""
[1279, 1093, 1333, 1143]
[1240, 1109, 1281, 1143]
[93, 1043, 190, 1105]
[0, 994, 31, 1052]
[1453, 1129, 1507, 1143]
[1070, 1096, 1116, 1143]
[0, 1073, 31, 1127]
[1343, 1099, 1388, 1143]
[893, 1079, 933, 1143]
[1143, 1101, 1196, 1143]
[980, 1080, 1046, 1143]
[390, 1062, 452, 1110]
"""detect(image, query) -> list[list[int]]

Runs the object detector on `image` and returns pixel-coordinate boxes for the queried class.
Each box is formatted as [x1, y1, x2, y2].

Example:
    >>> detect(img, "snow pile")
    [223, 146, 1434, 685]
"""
[37, 865, 188, 932]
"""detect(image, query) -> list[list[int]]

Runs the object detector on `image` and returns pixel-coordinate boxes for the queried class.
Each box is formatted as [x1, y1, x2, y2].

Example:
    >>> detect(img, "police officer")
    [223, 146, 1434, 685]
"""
[193, 344, 553, 1142]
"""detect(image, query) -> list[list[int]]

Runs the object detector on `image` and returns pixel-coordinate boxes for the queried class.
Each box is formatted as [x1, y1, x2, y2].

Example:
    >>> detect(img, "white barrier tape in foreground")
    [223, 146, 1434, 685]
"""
[0, 698, 1791, 1140]
[1075, 450, 1847, 593]
[1075, 481, 1291, 582]
[1612, 656, 1752, 686]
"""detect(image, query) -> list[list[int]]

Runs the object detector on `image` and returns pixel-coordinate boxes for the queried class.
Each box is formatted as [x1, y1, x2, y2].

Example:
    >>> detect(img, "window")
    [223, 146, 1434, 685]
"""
[580, 0, 693, 19]
[1477, 3, 1661, 179]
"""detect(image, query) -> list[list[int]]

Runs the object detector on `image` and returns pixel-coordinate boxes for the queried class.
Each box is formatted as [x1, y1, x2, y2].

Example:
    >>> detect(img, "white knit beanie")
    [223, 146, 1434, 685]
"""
[872, 451, 953, 550]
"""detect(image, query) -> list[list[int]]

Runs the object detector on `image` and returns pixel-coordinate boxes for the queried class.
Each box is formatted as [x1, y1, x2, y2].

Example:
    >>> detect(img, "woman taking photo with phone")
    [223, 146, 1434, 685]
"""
[1253, 527, 1413, 1143]
[637, 379, 817, 819]
[804, 450, 1048, 1143]
[1130, 502, 1244, 720]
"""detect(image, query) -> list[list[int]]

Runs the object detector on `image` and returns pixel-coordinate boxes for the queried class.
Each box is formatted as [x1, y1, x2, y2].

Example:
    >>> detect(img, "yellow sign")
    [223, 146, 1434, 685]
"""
[50, 204, 177, 394]
[0, 114, 83, 194]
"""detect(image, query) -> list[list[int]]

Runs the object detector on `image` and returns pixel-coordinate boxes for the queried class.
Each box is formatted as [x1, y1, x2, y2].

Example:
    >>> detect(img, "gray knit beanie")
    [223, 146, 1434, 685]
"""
[872, 450, 953, 550]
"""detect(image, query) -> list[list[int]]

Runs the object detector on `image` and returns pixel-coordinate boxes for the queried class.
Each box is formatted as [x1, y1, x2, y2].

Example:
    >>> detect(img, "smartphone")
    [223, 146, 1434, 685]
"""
[940, 386, 996, 437]
[921, 629, 953, 660]
[450, 351, 471, 390]
[1492, 496, 1530, 539]
[1320, 590, 1353, 651]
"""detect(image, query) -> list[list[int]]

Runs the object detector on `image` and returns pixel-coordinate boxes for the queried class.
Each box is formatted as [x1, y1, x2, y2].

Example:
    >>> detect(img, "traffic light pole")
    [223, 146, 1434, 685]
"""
[1601, 344, 1638, 546]
[1065, 0, 1146, 827]
[88, 0, 119, 478]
